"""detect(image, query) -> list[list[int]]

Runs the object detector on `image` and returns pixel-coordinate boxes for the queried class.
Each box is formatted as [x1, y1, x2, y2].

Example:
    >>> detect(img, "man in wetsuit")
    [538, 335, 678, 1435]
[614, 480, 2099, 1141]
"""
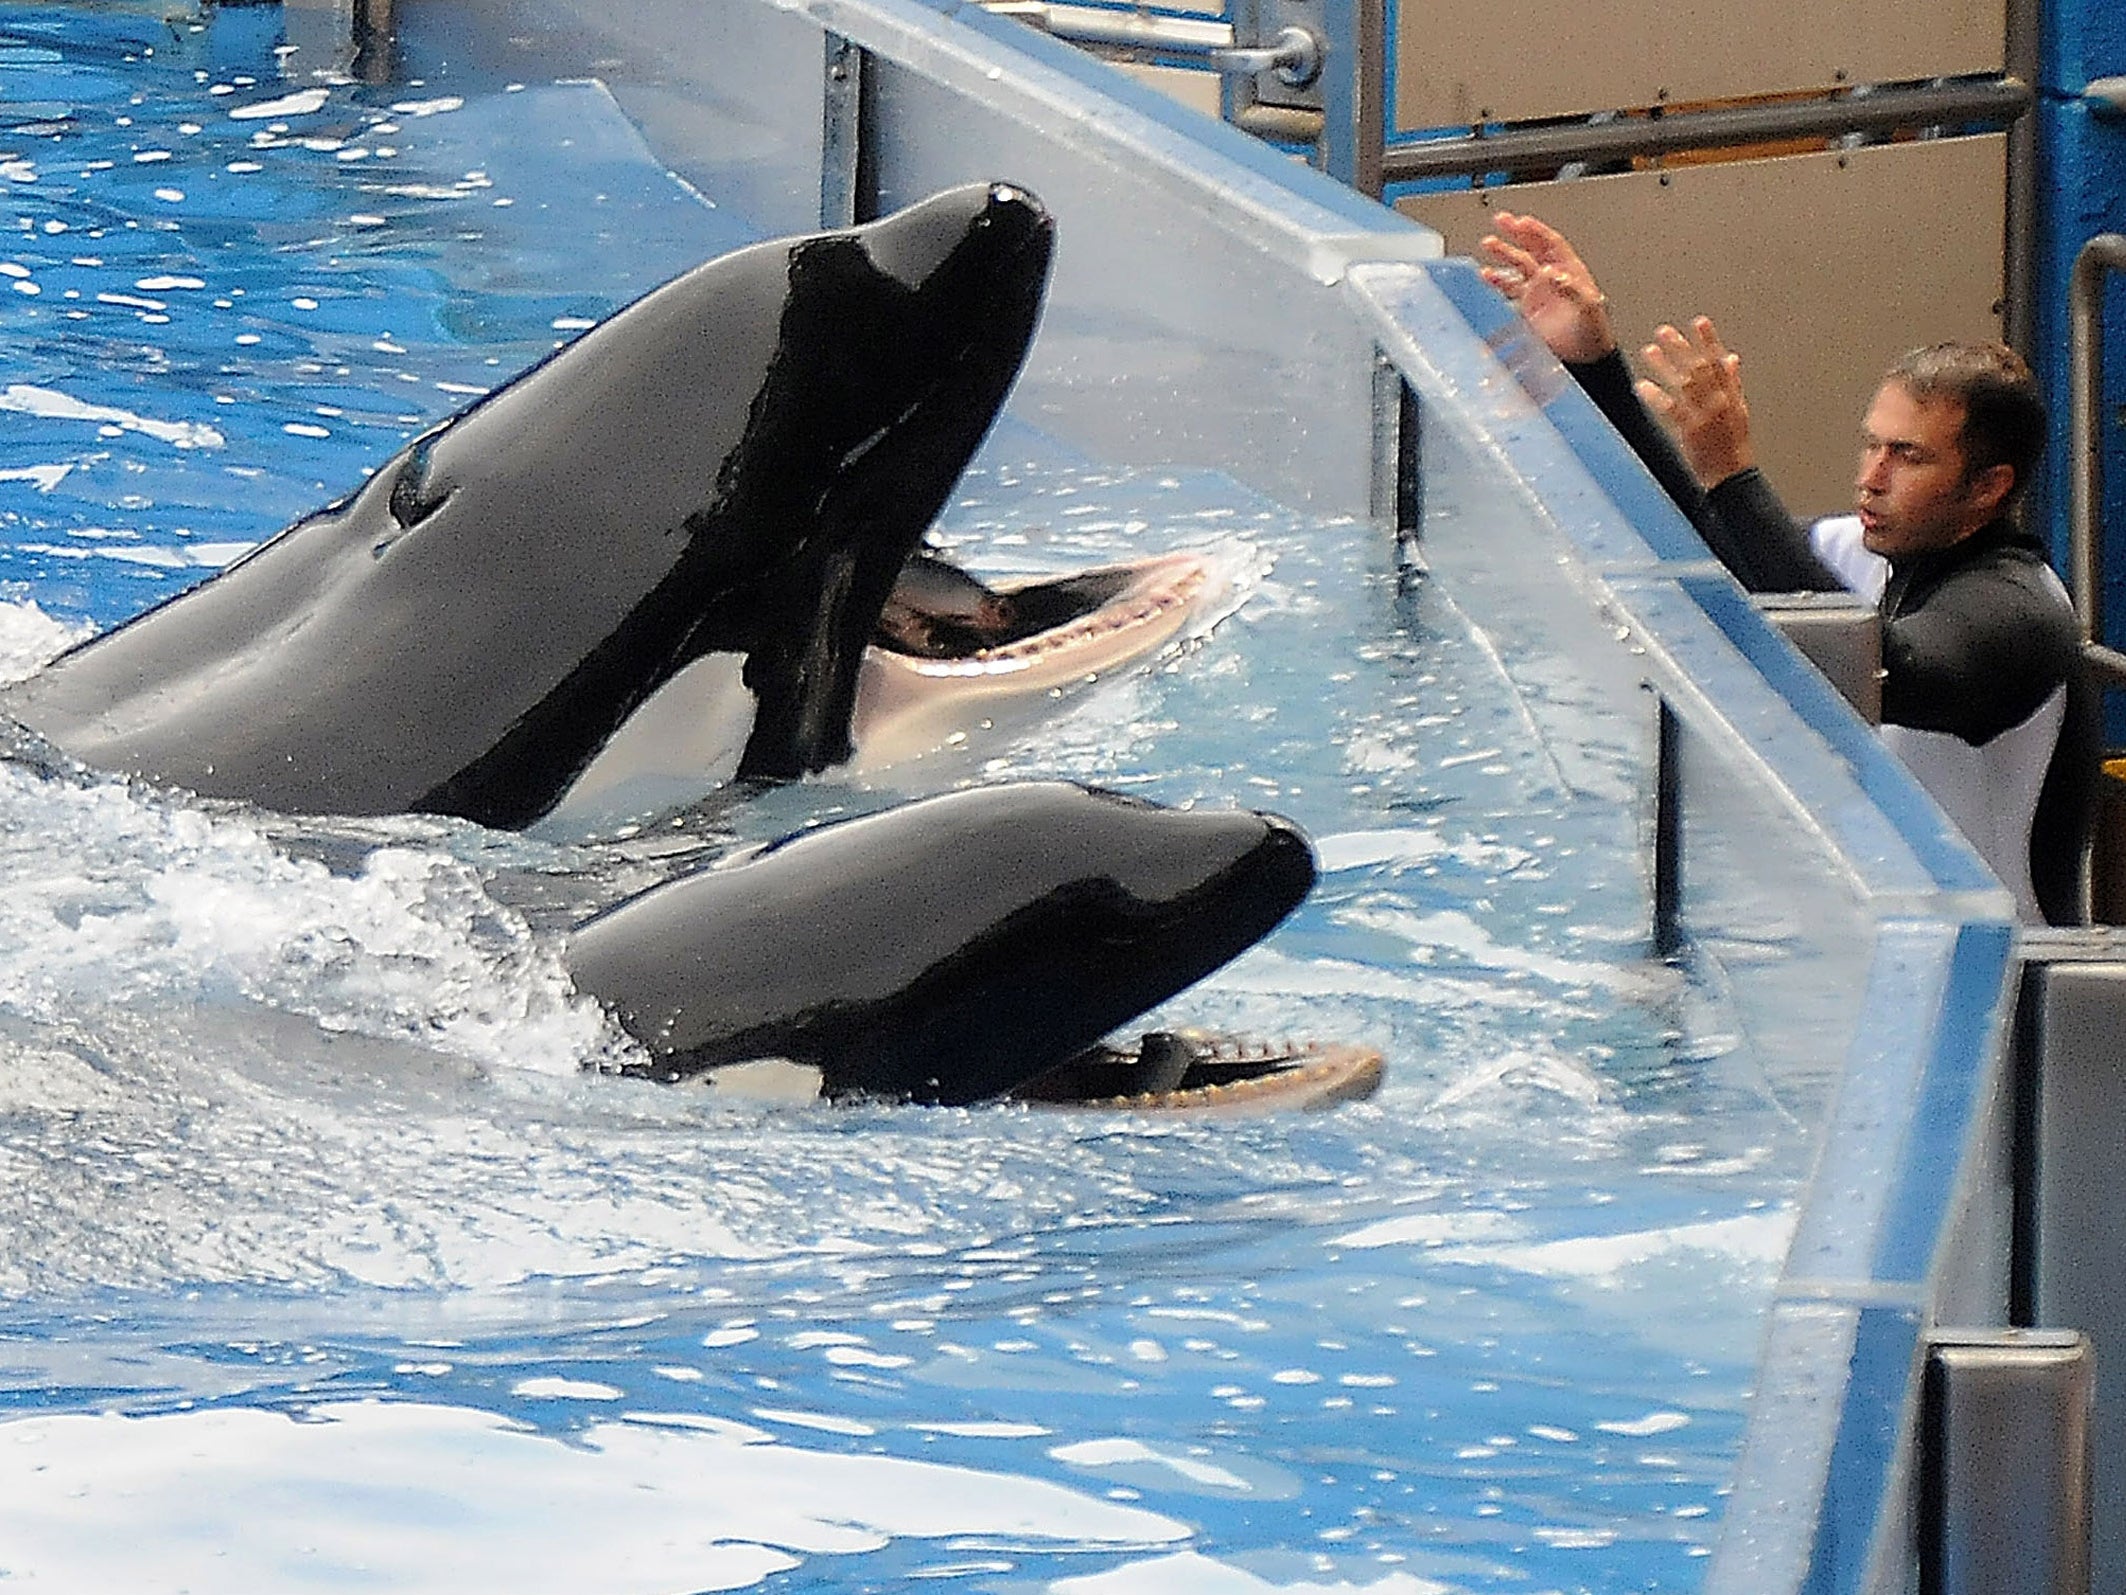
[1478, 212, 2096, 925]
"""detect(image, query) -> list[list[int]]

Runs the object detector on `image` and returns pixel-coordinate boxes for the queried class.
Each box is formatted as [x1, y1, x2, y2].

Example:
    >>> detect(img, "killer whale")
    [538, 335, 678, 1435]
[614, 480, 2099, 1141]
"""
[1, 183, 1055, 829]
[566, 780, 1319, 1105]
[0, 183, 1364, 1108]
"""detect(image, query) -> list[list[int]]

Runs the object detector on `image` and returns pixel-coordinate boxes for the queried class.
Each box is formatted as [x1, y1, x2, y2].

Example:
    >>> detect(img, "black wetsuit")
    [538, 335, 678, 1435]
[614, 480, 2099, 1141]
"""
[1570, 349, 2097, 925]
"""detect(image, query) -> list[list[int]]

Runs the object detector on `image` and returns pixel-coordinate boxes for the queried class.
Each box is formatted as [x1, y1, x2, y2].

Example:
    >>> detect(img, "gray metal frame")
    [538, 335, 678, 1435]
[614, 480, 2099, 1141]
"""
[2069, 234, 2126, 683]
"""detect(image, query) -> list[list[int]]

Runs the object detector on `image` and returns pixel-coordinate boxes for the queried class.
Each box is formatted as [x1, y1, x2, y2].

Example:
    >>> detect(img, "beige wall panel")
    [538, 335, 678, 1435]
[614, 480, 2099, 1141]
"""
[1400, 135, 2006, 519]
[1117, 63, 1225, 120]
[1394, 0, 2003, 131]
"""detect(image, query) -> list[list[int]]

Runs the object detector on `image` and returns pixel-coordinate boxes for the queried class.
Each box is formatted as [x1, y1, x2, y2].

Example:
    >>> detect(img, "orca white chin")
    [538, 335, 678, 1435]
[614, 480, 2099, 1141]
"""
[525, 544, 1254, 839]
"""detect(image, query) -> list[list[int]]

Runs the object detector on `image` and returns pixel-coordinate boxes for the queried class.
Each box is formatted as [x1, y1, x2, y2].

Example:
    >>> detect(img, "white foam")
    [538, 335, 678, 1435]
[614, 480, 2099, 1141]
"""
[1330, 1209, 1526, 1251]
[0, 758, 618, 1082]
[229, 87, 332, 120]
[1343, 903, 1661, 997]
[0, 463, 73, 492]
[1051, 1550, 1453, 1594]
[1051, 1438, 1251, 1491]
[1431, 1210, 1799, 1282]
[0, 597, 90, 681]
[0, 1400, 1185, 1591]
[0, 383, 223, 449]
[1596, 1411, 1692, 1438]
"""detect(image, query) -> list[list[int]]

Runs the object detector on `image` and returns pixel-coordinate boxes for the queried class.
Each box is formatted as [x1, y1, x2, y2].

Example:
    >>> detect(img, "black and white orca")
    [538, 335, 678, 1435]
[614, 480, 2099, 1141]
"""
[0, 186, 1374, 1109]
[1, 183, 1057, 828]
[569, 780, 1334, 1106]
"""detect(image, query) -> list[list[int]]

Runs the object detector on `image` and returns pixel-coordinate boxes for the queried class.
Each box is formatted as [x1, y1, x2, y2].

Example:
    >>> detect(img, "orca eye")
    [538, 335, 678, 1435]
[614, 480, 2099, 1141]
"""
[383, 438, 451, 541]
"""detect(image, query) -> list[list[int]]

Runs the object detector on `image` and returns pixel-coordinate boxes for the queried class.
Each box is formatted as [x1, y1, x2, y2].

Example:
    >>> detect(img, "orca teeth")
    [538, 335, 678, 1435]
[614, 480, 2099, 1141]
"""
[902, 563, 1207, 677]
[1007, 1031, 1385, 1114]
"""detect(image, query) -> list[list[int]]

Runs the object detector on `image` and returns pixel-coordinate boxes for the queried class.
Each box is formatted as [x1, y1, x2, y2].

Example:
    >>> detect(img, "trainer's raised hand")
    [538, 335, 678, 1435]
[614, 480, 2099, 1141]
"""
[1477, 212, 1618, 365]
[1636, 316, 1755, 490]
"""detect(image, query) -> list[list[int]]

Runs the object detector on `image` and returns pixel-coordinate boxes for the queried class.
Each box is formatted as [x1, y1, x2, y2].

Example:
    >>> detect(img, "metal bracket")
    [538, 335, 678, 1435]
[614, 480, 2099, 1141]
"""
[1232, 0, 1326, 111]
[1211, 25, 1319, 88]
[1922, 1329, 2092, 1595]
[1752, 592, 1884, 724]
[820, 33, 873, 229]
[1648, 691, 1683, 957]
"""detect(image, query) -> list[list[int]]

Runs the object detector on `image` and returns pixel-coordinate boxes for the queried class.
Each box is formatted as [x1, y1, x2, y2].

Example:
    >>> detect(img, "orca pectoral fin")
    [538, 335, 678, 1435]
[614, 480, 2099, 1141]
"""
[564, 781, 1317, 1105]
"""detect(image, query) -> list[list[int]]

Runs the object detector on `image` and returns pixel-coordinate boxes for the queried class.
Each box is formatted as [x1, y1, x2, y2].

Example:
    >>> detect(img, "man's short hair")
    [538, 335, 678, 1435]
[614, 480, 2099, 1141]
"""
[1884, 342, 2048, 504]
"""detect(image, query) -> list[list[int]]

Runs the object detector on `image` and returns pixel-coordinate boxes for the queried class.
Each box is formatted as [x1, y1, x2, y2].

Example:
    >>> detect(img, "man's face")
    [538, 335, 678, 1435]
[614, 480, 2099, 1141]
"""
[1853, 382, 2002, 559]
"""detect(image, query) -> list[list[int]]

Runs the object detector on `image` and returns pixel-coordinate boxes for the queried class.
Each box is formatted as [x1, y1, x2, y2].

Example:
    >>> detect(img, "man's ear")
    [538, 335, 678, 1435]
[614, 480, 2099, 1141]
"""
[1967, 461, 2016, 519]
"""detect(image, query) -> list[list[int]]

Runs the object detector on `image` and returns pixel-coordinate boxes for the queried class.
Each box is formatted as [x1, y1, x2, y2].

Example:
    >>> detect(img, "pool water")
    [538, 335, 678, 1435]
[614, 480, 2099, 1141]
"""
[0, 9, 1828, 1592]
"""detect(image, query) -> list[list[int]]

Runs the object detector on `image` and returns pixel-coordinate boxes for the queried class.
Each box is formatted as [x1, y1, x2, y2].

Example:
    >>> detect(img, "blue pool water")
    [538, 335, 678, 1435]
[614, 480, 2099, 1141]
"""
[0, 10, 1830, 1591]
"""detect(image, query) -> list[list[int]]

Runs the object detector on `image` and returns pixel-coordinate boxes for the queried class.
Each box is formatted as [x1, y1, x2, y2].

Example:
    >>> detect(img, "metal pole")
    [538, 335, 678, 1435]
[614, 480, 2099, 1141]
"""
[821, 34, 866, 230]
[1347, 0, 1384, 195]
[1378, 77, 2032, 184]
[2002, 0, 2042, 359]
[2068, 235, 2126, 647]
[1651, 694, 1682, 956]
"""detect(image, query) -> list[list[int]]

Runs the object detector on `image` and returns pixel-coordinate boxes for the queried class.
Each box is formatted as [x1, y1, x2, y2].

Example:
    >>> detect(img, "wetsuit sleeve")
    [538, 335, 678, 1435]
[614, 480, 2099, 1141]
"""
[1702, 469, 1844, 594]
[1879, 561, 2081, 745]
[1566, 352, 1842, 593]
[1565, 350, 1711, 523]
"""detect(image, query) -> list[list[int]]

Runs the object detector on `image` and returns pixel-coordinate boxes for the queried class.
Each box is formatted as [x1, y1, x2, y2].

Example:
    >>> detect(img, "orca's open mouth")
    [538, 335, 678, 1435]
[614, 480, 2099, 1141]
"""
[870, 548, 1228, 677]
[684, 1031, 1385, 1113]
[1011, 1030, 1385, 1114]
[843, 545, 1250, 777]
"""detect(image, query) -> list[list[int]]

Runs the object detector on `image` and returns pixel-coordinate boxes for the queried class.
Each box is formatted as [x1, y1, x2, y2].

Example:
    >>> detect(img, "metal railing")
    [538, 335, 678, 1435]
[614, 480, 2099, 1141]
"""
[1373, 75, 2033, 184]
[2069, 234, 2126, 687]
[979, 2, 1319, 85]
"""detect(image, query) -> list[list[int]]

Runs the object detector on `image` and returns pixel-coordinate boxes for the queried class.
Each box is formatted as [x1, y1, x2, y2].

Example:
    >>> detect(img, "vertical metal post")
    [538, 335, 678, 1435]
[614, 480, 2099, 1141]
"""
[2069, 236, 2126, 647]
[1650, 693, 1682, 956]
[1922, 1330, 2093, 1595]
[1368, 353, 1398, 534]
[1395, 374, 1422, 572]
[1370, 354, 1422, 571]
[1317, 0, 1384, 192]
[349, 0, 394, 84]
[821, 33, 872, 229]
[2009, 954, 2045, 1327]
[2002, 0, 2041, 360]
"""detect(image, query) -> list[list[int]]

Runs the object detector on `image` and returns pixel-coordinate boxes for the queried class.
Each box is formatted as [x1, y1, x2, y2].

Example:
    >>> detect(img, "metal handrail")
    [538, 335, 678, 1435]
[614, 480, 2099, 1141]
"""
[982, 3, 1320, 85]
[2069, 235, 2126, 680]
[1377, 75, 2031, 183]
[982, 2, 1227, 53]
